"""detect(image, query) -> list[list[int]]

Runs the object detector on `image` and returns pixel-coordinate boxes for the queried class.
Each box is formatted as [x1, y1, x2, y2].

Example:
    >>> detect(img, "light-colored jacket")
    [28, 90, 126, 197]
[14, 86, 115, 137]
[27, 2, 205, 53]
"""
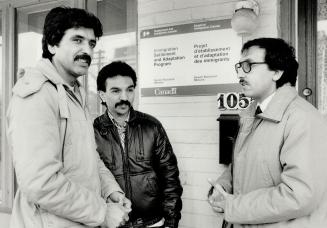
[7, 59, 122, 228]
[216, 84, 327, 228]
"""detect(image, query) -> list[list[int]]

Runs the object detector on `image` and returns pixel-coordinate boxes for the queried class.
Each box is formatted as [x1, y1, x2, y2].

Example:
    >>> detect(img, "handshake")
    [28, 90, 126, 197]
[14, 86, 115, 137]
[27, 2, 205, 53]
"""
[207, 178, 228, 214]
[102, 192, 132, 228]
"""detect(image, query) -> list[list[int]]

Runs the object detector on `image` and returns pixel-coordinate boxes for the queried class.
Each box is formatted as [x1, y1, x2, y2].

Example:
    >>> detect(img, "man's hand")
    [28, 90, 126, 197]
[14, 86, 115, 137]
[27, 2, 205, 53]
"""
[207, 178, 228, 213]
[108, 191, 132, 211]
[103, 202, 131, 228]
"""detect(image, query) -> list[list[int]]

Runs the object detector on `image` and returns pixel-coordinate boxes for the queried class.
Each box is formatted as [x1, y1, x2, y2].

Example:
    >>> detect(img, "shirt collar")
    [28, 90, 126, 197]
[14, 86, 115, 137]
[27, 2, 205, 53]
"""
[107, 110, 130, 128]
[241, 84, 298, 123]
[258, 92, 275, 112]
[66, 80, 80, 91]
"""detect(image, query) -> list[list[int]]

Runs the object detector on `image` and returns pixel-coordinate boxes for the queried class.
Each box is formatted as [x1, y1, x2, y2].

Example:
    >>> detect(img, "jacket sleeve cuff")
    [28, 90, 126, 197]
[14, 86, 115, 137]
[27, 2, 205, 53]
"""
[103, 189, 124, 203]
[216, 177, 232, 194]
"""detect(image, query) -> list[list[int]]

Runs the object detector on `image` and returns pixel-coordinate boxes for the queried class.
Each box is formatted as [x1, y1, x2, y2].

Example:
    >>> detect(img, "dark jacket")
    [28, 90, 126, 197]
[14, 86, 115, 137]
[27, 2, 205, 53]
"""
[93, 108, 183, 228]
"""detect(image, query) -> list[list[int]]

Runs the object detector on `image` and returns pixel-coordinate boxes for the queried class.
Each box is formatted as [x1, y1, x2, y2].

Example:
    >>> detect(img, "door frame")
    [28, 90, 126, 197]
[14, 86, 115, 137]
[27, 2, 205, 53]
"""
[280, 0, 317, 106]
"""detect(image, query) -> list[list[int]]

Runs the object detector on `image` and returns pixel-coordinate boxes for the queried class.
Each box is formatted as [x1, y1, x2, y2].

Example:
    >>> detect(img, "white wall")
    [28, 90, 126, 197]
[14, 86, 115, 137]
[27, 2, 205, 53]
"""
[137, 0, 278, 227]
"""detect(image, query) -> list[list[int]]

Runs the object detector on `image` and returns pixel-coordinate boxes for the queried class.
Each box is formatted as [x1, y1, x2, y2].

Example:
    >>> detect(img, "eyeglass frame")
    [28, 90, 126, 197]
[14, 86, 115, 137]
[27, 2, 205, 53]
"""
[234, 60, 267, 74]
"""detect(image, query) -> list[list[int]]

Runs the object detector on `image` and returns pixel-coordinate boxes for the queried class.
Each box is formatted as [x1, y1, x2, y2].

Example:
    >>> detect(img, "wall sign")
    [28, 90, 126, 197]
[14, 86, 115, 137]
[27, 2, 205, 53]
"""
[217, 92, 253, 110]
[139, 19, 242, 97]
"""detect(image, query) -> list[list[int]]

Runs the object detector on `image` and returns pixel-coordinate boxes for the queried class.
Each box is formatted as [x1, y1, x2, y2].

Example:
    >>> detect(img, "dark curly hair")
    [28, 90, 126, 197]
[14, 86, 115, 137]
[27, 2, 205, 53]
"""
[97, 61, 137, 92]
[241, 38, 299, 88]
[42, 7, 103, 60]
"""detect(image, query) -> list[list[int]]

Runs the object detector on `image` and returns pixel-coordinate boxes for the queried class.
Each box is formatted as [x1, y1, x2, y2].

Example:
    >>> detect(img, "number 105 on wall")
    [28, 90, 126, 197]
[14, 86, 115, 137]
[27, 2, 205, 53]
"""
[217, 92, 253, 110]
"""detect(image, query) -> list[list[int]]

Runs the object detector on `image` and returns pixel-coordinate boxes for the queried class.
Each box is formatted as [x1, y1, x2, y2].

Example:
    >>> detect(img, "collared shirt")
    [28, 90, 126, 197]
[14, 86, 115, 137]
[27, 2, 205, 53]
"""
[107, 111, 130, 150]
[258, 92, 275, 112]
[64, 81, 82, 105]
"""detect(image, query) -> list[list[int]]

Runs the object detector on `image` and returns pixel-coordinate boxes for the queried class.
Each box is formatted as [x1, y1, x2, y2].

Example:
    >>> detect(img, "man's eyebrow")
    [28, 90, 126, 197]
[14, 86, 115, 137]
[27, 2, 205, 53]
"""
[71, 35, 96, 43]
[71, 35, 85, 39]
[109, 87, 120, 90]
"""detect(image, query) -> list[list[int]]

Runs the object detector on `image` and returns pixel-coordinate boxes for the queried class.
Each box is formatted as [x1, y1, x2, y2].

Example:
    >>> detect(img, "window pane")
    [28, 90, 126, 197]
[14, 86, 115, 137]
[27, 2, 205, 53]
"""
[87, 0, 137, 119]
[317, 1, 327, 117]
[98, 0, 136, 35]
[16, 1, 72, 70]
[17, 10, 46, 69]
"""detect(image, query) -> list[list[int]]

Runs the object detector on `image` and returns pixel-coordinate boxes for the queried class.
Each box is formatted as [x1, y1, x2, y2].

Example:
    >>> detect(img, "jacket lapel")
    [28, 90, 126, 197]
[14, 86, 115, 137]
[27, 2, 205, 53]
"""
[257, 84, 298, 123]
[235, 85, 297, 154]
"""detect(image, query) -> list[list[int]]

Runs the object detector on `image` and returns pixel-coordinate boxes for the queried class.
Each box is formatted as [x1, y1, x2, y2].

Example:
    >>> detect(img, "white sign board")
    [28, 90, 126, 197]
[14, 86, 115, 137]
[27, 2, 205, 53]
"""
[139, 19, 242, 96]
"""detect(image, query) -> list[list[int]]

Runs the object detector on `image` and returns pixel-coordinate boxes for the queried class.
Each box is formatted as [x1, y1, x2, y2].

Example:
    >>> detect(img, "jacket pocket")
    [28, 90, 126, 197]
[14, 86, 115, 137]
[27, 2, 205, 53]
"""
[146, 174, 159, 196]
[135, 124, 152, 162]
[61, 120, 78, 172]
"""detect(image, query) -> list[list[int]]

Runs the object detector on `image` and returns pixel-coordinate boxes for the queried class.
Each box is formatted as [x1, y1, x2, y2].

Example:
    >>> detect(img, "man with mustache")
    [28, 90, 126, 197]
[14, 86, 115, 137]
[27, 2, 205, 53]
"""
[208, 38, 327, 228]
[7, 7, 131, 228]
[94, 61, 183, 228]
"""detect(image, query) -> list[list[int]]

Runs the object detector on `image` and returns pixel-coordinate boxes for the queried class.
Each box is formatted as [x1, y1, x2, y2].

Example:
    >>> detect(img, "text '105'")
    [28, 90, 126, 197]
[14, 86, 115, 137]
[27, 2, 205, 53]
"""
[217, 92, 253, 110]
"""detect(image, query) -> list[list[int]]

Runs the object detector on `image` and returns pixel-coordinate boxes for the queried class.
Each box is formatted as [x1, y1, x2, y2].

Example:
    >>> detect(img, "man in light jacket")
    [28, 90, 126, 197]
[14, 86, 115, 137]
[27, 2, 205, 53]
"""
[208, 38, 327, 228]
[7, 7, 131, 228]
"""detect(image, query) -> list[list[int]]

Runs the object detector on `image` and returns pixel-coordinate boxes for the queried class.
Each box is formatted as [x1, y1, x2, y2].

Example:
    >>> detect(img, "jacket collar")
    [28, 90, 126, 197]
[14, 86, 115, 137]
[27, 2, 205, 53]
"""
[37, 58, 85, 107]
[99, 107, 137, 128]
[36, 58, 83, 93]
[240, 84, 298, 123]
[36, 58, 68, 86]
[36, 58, 77, 118]
[128, 107, 138, 122]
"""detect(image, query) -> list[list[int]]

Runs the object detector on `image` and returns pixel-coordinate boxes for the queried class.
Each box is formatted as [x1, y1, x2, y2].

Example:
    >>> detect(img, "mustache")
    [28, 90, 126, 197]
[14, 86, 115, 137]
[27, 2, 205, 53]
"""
[239, 79, 247, 85]
[74, 54, 91, 65]
[115, 100, 131, 108]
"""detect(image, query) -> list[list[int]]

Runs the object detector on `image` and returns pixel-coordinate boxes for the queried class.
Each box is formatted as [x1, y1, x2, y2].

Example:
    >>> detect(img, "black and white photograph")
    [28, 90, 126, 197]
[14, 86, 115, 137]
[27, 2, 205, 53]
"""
[0, 1, 327, 228]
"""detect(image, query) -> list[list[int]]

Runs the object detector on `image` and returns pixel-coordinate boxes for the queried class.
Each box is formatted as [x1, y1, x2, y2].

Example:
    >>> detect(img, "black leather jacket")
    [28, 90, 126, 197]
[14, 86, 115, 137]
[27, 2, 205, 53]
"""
[93, 108, 183, 228]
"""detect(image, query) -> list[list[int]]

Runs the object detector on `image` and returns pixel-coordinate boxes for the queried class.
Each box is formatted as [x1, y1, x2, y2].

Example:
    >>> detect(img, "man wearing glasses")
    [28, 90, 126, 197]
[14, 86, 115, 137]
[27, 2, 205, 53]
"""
[208, 38, 327, 228]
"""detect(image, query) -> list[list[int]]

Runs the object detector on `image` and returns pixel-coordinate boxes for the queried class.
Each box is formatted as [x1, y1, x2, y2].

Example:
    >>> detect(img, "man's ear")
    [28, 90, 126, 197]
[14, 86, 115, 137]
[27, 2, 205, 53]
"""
[48, 44, 56, 55]
[272, 70, 283, 81]
[98, 91, 106, 103]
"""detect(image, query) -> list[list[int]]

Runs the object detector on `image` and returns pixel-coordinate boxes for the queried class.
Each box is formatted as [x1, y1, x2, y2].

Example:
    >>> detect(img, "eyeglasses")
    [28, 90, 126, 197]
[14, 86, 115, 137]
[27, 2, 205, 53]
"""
[235, 61, 267, 74]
